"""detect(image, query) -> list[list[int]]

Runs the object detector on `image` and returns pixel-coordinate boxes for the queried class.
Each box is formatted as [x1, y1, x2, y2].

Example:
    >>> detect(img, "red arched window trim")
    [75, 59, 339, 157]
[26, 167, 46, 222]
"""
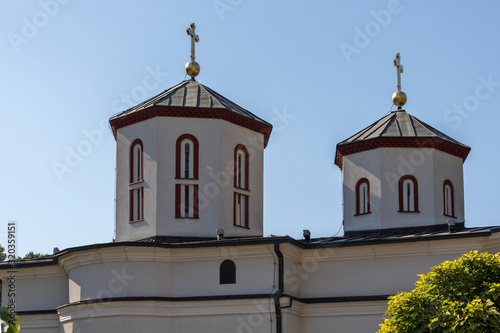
[398, 175, 419, 212]
[234, 144, 249, 189]
[443, 179, 455, 217]
[355, 178, 370, 215]
[129, 139, 143, 183]
[175, 134, 199, 179]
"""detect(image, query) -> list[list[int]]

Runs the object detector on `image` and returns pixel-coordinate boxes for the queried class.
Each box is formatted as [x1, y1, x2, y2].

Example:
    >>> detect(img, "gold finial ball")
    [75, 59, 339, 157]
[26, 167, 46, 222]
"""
[392, 90, 407, 107]
[185, 61, 200, 78]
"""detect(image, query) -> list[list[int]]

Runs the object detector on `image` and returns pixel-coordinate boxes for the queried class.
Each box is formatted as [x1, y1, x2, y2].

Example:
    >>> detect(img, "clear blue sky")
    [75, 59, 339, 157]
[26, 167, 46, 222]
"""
[1, 0, 499, 256]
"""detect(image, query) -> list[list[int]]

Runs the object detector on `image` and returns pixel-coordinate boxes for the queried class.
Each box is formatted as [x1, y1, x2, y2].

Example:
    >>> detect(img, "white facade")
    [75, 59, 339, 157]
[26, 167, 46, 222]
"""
[342, 147, 465, 234]
[115, 117, 265, 241]
[2, 233, 500, 332]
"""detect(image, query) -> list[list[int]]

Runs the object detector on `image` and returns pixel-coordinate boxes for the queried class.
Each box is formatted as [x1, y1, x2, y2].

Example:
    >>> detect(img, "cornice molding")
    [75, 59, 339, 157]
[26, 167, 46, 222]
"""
[335, 137, 470, 169]
[58, 244, 274, 272]
[109, 106, 272, 148]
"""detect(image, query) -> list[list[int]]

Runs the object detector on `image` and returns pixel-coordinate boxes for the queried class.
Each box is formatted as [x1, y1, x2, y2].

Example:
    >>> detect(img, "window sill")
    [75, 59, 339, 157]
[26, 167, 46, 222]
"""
[397, 210, 420, 213]
[129, 219, 144, 224]
[444, 214, 457, 219]
[175, 178, 199, 185]
[354, 212, 371, 216]
[129, 180, 144, 190]
[233, 224, 250, 229]
[234, 187, 250, 194]
[175, 217, 199, 220]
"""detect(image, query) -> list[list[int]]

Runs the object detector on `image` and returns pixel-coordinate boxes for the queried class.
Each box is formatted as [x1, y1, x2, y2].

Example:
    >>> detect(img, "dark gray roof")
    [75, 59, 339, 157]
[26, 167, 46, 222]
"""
[110, 79, 271, 127]
[1, 227, 499, 270]
[339, 109, 469, 149]
[305, 226, 500, 247]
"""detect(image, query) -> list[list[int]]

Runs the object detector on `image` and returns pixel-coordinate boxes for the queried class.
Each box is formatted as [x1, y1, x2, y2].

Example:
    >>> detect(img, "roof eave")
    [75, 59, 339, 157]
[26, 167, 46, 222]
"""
[334, 137, 471, 170]
[109, 105, 273, 148]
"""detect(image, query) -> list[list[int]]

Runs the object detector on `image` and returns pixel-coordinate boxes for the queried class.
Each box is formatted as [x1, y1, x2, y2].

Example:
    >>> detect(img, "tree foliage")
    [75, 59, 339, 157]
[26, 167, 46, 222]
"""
[379, 251, 500, 332]
[0, 307, 19, 333]
[21, 251, 45, 259]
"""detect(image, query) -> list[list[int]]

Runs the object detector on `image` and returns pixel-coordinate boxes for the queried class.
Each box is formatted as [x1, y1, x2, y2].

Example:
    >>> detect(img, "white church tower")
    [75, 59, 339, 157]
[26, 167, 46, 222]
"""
[109, 24, 272, 241]
[335, 54, 471, 236]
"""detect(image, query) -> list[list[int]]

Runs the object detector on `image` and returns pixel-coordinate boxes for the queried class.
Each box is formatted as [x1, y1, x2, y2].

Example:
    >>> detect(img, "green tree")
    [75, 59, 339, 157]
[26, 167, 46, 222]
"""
[0, 307, 19, 333]
[379, 251, 500, 332]
[21, 251, 45, 259]
[0, 245, 5, 261]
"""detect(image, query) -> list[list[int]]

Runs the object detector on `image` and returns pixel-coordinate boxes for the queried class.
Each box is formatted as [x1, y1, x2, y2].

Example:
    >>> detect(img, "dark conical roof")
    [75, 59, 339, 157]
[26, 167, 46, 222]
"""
[109, 79, 272, 146]
[111, 79, 271, 126]
[335, 109, 471, 169]
[339, 109, 469, 147]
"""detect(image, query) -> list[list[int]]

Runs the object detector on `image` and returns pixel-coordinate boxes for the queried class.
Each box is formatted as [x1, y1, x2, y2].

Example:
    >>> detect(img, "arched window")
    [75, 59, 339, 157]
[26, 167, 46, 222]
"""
[176, 134, 199, 179]
[398, 175, 419, 212]
[234, 145, 249, 228]
[443, 180, 455, 217]
[220, 260, 236, 284]
[130, 139, 143, 183]
[355, 178, 370, 215]
[175, 134, 199, 219]
[129, 139, 144, 222]
[234, 145, 249, 189]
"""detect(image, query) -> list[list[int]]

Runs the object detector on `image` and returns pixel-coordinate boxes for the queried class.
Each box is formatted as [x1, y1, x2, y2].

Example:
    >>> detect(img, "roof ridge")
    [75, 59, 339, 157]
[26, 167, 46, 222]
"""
[196, 81, 226, 109]
[407, 113, 418, 137]
[410, 114, 469, 148]
[340, 112, 394, 143]
[199, 83, 271, 125]
[363, 113, 394, 139]
[110, 80, 190, 119]
[381, 114, 399, 136]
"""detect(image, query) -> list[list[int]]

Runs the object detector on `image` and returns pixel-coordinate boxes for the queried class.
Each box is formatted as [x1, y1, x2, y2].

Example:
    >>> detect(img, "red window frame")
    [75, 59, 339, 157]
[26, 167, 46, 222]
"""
[234, 144, 249, 189]
[443, 179, 455, 217]
[129, 139, 143, 183]
[398, 175, 419, 212]
[175, 134, 199, 179]
[355, 178, 370, 215]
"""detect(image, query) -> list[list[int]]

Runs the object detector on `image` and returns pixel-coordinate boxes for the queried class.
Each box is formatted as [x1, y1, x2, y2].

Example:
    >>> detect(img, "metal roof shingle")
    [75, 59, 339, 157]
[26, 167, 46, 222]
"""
[339, 109, 469, 150]
[110, 79, 271, 127]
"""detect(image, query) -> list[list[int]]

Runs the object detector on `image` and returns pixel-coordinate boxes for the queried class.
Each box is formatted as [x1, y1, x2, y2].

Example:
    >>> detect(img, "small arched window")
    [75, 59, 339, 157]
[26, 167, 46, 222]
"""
[220, 260, 236, 284]
[443, 180, 455, 217]
[398, 175, 419, 212]
[234, 145, 249, 189]
[176, 135, 198, 179]
[130, 139, 143, 183]
[355, 178, 370, 215]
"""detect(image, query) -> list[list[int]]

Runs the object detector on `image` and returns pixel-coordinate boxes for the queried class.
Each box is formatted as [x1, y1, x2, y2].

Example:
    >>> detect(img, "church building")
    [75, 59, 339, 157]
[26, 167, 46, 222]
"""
[2, 25, 500, 333]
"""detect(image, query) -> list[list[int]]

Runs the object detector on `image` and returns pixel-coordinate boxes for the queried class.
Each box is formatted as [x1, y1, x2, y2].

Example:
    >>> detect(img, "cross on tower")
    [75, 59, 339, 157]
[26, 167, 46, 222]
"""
[394, 53, 404, 91]
[186, 23, 199, 62]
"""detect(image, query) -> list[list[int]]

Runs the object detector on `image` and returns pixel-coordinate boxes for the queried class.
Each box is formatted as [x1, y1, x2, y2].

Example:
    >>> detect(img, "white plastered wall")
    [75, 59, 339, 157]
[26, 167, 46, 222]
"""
[343, 147, 465, 233]
[115, 117, 265, 241]
[115, 118, 158, 241]
[61, 245, 277, 303]
[0, 265, 68, 312]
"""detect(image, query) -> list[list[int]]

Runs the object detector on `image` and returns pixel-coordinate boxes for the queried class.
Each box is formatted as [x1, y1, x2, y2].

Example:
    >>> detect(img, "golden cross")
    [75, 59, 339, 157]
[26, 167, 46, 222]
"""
[186, 23, 199, 62]
[393, 53, 404, 91]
